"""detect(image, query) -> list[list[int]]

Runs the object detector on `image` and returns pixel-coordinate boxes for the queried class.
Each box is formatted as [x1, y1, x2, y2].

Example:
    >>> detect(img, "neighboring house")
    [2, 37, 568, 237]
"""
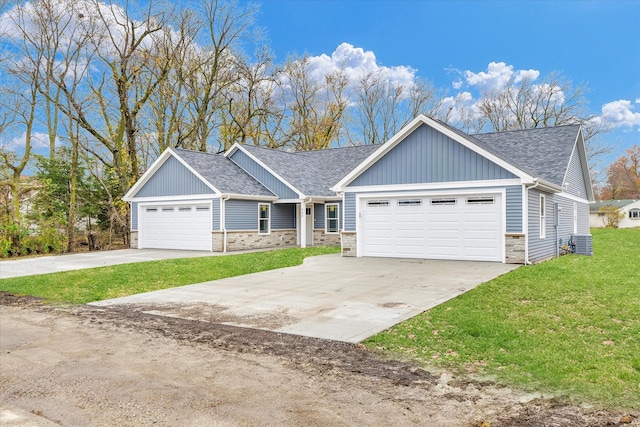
[123, 115, 594, 264]
[590, 199, 640, 228]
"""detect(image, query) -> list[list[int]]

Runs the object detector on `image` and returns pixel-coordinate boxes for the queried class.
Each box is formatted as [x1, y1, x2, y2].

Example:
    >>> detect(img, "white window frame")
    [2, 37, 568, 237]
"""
[539, 194, 546, 239]
[629, 209, 640, 220]
[325, 203, 339, 234]
[573, 203, 578, 234]
[258, 203, 270, 235]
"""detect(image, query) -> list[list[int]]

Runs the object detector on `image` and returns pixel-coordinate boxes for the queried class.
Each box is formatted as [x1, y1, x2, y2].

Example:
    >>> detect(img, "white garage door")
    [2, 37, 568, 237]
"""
[360, 194, 502, 262]
[139, 204, 212, 251]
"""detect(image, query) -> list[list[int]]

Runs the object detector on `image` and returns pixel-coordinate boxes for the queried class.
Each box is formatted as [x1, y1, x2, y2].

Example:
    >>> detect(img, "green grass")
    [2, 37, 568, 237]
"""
[0, 246, 339, 304]
[366, 228, 640, 410]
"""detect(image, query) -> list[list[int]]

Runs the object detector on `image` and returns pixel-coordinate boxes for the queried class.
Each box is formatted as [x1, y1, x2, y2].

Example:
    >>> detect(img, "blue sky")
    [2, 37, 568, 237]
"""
[253, 0, 640, 171]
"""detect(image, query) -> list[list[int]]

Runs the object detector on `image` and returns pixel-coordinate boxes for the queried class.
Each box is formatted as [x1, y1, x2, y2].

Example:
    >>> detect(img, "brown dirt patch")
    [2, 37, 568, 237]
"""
[1, 292, 637, 427]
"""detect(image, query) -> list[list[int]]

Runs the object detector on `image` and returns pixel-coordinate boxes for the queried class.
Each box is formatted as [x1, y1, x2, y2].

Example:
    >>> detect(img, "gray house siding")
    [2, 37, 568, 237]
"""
[229, 149, 299, 199]
[564, 146, 589, 200]
[226, 199, 258, 230]
[131, 202, 138, 230]
[506, 185, 524, 233]
[225, 200, 293, 231]
[272, 203, 295, 229]
[350, 124, 516, 187]
[344, 193, 357, 232]
[314, 202, 342, 230]
[136, 156, 215, 197]
[212, 199, 220, 231]
[527, 189, 590, 263]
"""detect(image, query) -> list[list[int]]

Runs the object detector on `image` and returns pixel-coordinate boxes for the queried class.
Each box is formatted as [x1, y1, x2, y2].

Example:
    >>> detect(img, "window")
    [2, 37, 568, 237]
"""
[162, 207, 174, 212]
[179, 207, 191, 212]
[196, 206, 210, 212]
[431, 198, 456, 205]
[146, 208, 157, 212]
[630, 209, 640, 220]
[466, 196, 495, 205]
[367, 200, 389, 207]
[398, 199, 422, 206]
[258, 203, 270, 234]
[539, 194, 546, 239]
[573, 203, 578, 234]
[325, 203, 339, 233]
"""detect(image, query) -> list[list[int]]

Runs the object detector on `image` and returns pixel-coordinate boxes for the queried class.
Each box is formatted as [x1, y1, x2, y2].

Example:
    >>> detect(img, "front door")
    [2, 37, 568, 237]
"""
[305, 206, 314, 246]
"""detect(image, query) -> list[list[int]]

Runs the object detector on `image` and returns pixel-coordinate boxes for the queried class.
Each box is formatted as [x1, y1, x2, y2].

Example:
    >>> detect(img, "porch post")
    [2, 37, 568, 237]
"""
[300, 203, 307, 248]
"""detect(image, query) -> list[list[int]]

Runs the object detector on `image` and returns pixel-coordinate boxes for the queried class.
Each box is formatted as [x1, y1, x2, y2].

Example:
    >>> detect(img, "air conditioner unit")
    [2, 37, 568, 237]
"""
[572, 234, 593, 256]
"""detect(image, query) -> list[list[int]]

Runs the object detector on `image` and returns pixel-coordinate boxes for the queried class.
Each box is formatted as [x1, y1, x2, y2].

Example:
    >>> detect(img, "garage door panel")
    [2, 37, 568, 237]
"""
[361, 194, 502, 262]
[140, 203, 212, 251]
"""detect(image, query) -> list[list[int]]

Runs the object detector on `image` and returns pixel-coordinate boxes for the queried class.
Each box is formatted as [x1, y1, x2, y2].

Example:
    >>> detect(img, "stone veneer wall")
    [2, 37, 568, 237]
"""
[340, 231, 357, 257]
[313, 229, 340, 246]
[505, 234, 526, 264]
[130, 231, 138, 249]
[221, 229, 297, 251]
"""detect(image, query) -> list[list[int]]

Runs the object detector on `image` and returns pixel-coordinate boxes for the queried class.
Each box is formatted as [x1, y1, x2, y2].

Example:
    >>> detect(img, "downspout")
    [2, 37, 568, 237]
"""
[524, 179, 542, 265]
[221, 195, 230, 253]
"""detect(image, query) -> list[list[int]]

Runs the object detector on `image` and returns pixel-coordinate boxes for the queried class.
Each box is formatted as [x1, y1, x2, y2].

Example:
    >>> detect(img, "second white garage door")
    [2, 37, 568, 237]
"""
[139, 203, 212, 251]
[360, 194, 502, 262]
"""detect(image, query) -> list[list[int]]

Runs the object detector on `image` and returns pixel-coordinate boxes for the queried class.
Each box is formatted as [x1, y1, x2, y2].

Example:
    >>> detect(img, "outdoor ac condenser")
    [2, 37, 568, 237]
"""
[572, 234, 593, 256]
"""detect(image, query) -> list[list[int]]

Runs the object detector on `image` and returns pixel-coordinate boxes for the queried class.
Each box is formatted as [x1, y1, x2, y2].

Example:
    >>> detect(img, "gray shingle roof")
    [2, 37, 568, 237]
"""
[241, 144, 380, 197]
[472, 125, 581, 186]
[173, 149, 275, 197]
[590, 199, 639, 212]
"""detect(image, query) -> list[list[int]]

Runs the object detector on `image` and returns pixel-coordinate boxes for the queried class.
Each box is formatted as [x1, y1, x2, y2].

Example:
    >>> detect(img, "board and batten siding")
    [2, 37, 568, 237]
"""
[343, 185, 523, 234]
[225, 200, 294, 231]
[350, 124, 516, 186]
[131, 202, 138, 230]
[136, 156, 215, 197]
[229, 149, 298, 199]
[314, 202, 342, 230]
[527, 189, 590, 263]
[563, 145, 589, 200]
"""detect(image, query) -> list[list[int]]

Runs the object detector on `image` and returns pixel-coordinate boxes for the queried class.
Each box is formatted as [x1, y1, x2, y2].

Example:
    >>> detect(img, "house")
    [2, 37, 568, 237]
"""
[589, 199, 640, 228]
[123, 115, 594, 264]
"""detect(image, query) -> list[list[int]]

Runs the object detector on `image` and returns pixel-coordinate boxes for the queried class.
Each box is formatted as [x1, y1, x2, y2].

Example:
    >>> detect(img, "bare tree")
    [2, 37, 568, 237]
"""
[282, 54, 348, 151]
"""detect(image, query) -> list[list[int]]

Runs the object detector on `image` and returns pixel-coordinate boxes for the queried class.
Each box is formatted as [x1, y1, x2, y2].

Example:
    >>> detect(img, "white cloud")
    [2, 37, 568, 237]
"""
[1, 131, 56, 150]
[461, 61, 540, 93]
[599, 100, 640, 129]
[304, 42, 417, 92]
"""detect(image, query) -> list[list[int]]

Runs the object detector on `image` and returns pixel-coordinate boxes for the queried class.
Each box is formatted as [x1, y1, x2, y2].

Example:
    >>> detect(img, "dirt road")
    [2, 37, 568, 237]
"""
[0, 293, 636, 427]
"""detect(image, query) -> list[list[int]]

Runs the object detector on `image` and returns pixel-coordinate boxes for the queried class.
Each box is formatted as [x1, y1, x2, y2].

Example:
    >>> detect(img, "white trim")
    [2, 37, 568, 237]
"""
[129, 194, 219, 203]
[332, 115, 536, 192]
[523, 184, 529, 264]
[325, 203, 340, 234]
[557, 191, 590, 204]
[123, 148, 221, 201]
[355, 188, 506, 262]
[258, 202, 271, 235]
[539, 194, 546, 239]
[225, 143, 305, 198]
[223, 193, 278, 201]
[343, 178, 523, 193]
[573, 202, 578, 234]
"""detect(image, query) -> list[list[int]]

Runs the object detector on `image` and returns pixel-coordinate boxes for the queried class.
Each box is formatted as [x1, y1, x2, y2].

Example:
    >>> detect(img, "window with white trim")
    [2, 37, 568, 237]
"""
[431, 198, 456, 205]
[630, 209, 640, 220]
[325, 203, 339, 233]
[398, 199, 422, 206]
[539, 194, 546, 239]
[146, 208, 158, 212]
[258, 203, 270, 234]
[466, 196, 495, 205]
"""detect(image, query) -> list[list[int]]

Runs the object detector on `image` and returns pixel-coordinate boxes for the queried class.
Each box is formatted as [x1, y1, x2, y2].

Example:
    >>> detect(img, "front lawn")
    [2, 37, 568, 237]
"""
[366, 228, 640, 410]
[0, 246, 339, 304]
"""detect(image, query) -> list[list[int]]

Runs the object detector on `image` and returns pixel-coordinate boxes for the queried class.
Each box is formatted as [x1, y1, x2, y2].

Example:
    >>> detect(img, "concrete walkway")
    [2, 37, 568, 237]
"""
[93, 255, 518, 343]
[0, 248, 271, 279]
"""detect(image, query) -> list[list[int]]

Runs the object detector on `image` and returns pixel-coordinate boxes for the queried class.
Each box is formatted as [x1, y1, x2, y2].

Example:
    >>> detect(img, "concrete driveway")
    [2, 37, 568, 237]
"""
[93, 255, 518, 343]
[0, 248, 253, 279]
